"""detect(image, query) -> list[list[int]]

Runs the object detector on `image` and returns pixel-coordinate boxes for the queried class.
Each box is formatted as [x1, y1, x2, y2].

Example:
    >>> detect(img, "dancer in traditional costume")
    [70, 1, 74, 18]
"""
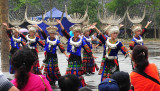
[127, 7, 152, 70]
[57, 20, 97, 87]
[82, 25, 99, 74]
[92, 25, 130, 81]
[37, 25, 68, 86]
[3, 23, 25, 74]
[98, 24, 124, 75]
[20, 25, 44, 74]
[91, 9, 130, 81]
[127, 8, 152, 50]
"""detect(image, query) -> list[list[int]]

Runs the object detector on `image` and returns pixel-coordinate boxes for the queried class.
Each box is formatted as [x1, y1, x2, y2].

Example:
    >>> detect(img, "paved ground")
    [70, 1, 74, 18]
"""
[1, 43, 160, 91]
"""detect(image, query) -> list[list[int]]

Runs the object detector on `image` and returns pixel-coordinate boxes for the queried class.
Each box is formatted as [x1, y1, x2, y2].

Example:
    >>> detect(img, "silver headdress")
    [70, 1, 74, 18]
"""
[127, 7, 146, 33]
[98, 9, 126, 35]
[25, 7, 45, 25]
[65, 5, 88, 33]
[8, 12, 25, 33]
[46, 26, 58, 34]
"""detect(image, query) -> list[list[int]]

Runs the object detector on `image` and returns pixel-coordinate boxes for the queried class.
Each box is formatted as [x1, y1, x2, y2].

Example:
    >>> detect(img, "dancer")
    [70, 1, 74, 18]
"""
[20, 25, 44, 74]
[127, 7, 151, 69]
[57, 19, 97, 87]
[37, 25, 69, 86]
[3, 23, 25, 74]
[91, 24, 130, 81]
[129, 21, 152, 49]
[82, 25, 99, 74]
[98, 24, 124, 75]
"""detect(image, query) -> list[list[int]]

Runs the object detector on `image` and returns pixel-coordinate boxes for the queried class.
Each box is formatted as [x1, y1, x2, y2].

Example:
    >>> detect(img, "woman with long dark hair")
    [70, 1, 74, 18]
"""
[130, 45, 160, 91]
[11, 48, 52, 91]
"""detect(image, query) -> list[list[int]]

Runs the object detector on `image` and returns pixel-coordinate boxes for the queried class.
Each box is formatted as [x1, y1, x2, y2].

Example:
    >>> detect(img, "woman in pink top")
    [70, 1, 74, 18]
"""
[11, 48, 53, 91]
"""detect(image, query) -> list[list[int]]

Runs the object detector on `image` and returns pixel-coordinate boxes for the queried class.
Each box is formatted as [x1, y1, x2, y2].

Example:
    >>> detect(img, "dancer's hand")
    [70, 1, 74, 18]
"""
[89, 25, 96, 29]
[33, 24, 38, 27]
[148, 21, 152, 24]
[119, 24, 124, 28]
[56, 19, 61, 24]
[2, 23, 8, 27]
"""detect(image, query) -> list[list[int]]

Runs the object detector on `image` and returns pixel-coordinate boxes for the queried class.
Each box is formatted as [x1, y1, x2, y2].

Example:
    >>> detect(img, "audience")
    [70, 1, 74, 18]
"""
[58, 74, 80, 91]
[130, 45, 160, 91]
[111, 71, 131, 91]
[98, 78, 119, 91]
[11, 48, 52, 91]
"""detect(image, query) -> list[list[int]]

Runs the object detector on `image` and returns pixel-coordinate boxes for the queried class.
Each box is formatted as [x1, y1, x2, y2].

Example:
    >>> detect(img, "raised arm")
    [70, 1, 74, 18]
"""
[141, 21, 152, 36]
[56, 19, 70, 39]
[145, 21, 152, 29]
[90, 25, 107, 44]
[35, 25, 48, 40]
[2, 23, 14, 30]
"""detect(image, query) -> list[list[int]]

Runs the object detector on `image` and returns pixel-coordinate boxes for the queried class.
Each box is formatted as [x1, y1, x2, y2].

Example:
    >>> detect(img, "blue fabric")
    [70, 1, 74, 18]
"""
[83, 37, 92, 49]
[107, 41, 126, 56]
[44, 38, 60, 54]
[98, 78, 119, 91]
[131, 35, 144, 46]
[27, 37, 40, 48]
[35, 8, 74, 40]
[67, 37, 86, 56]
[10, 36, 22, 49]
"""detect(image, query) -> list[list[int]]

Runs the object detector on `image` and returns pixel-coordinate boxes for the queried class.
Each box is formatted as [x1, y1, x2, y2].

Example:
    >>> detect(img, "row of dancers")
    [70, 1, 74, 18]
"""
[2, 6, 152, 87]
[2, 19, 152, 87]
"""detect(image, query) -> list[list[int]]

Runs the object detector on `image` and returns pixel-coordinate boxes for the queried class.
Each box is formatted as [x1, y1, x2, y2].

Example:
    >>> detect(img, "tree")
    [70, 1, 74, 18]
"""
[0, 0, 10, 72]
[147, 0, 160, 38]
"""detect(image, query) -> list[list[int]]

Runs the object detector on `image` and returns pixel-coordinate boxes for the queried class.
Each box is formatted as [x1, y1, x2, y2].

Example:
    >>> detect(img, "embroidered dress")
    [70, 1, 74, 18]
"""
[98, 34, 129, 82]
[83, 34, 98, 74]
[7, 30, 25, 74]
[21, 34, 44, 74]
[62, 29, 93, 87]
[41, 31, 65, 85]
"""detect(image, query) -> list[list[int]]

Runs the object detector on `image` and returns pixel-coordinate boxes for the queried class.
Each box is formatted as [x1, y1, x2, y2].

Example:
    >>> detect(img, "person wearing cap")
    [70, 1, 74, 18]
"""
[37, 25, 69, 86]
[98, 78, 119, 91]
[57, 19, 97, 87]
[20, 25, 44, 74]
[82, 25, 99, 74]
[90, 25, 130, 82]
[3, 23, 26, 74]
[129, 21, 152, 50]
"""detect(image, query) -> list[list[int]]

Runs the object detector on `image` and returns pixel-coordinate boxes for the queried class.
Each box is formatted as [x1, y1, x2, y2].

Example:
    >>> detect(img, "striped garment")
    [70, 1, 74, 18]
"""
[0, 71, 13, 91]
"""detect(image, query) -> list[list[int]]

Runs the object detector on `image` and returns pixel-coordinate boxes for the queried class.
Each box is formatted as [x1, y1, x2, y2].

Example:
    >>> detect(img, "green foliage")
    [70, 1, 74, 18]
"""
[105, 0, 146, 14]
[10, 0, 42, 11]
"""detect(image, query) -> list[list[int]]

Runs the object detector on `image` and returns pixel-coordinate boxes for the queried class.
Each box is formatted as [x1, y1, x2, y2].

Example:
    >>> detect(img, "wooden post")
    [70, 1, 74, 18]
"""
[0, 0, 10, 72]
